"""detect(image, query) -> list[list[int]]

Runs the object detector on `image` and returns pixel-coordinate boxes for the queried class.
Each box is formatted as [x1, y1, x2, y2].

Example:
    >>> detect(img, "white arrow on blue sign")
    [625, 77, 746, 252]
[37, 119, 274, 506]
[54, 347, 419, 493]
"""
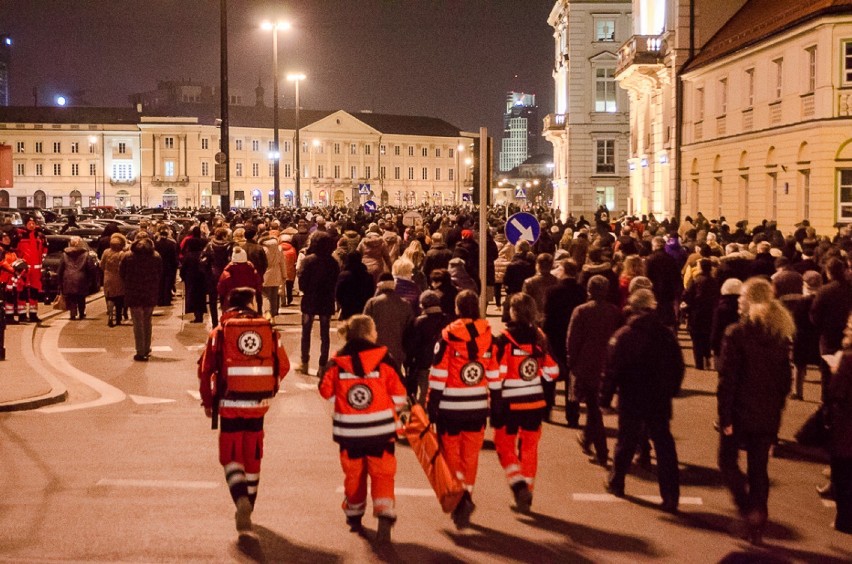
[461, 193, 472, 202]
[358, 183, 371, 195]
[505, 212, 540, 245]
[515, 187, 527, 199]
[363, 200, 377, 213]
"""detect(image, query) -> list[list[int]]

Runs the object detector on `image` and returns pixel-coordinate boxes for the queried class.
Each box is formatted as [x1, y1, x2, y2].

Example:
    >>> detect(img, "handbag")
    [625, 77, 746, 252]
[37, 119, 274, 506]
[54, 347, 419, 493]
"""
[52, 294, 66, 311]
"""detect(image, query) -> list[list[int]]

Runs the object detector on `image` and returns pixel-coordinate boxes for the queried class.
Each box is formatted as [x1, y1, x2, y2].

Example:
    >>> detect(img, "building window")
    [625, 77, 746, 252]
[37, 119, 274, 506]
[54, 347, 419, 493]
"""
[380, 166, 386, 179]
[112, 161, 133, 180]
[234, 162, 243, 177]
[595, 186, 616, 211]
[435, 168, 441, 181]
[165, 160, 176, 177]
[449, 148, 455, 158]
[252, 163, 259, 177]
[350, 144, 357, 155]
[696, 87, 705, 121]
[394, 166, 400, 180]
[363, 166, 370, 178]
[840, 169, 852, 220]
[35, 142, 43, 153]
[436, 148, 441, 158]
[282, 141, 291, 152]
[269, 163, 274, 176]
[118, 142, 126, 154]
[806, 47, 817, 93]
[394, 145, 400, 156]
[165, 137, 175, 149]
[745, 69, 755, 107]
[408, 167, 414, 180]
[70, 142, 79, 154]
[333, 165, 340, 178]
[380, 145, 386, 155]
[284, 163, 291, 177]
[364, 145, 371, 156]
[595, 18, 616, 42]
[89, 163, 96, 176]
[53, 163, 61, 176]
[334, 143, 340, 154]
[201, 161, 209, 176]
[252, 140, 259, 152]
[16, 163, 24, 175]
[314, 142, 324, 154]
[234, 139, 242, 151]
[351, 165, 357, 178]
[718, 78, 728, 115]
[773, 58, 783, 100]
[448, 169, 454, 181]
[421, 147, 428, 157]
[202, 138, 209, 150]
[302, 142, 308, 153]
[89, 141, 96, 153]
[53, 142, 61, 153]
[408, 146, 414, 157]
[594, 67, 617, 112]
[845, 41, 852, 84]
[317, 165, 324, 178]
[35, 163, 43, 176]
[71, 163, 79, 176]
[15, 141, 24, 152]
[595, 140, 615, 174]
[421, 167, 428, 180]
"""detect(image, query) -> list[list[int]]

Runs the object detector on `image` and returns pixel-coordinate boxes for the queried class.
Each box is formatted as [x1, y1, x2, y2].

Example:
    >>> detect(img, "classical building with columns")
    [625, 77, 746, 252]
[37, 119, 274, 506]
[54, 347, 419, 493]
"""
[0, 105, 471, 210]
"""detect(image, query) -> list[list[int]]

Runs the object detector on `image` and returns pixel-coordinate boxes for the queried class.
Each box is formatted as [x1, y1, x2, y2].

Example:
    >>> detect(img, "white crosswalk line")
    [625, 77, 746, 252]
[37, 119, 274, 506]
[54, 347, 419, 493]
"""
[186, 390, 201, 400]
[185, 344, 205, 351]
[121, 346, 173, 352]
[129, 394, 176, 405]
[637, 495, 703, 505]
[295, 382, 317, 391]
[572, 493, 625, 502]
[97, 478, 218, 489]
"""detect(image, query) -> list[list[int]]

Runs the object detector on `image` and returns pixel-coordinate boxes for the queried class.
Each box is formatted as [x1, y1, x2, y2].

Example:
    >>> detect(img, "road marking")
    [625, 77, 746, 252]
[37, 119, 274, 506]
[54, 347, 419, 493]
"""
[281, 328, 302, 334]
[637, 495, 703, 505]
[58, 347, 108, 353]
[822, 500, 836, 508]
[295, 382, 317, 391]
[121, 346, 173, 352]
[129, 394, 176, 405]
[336, 486, 435, 497]
[97, 478, 218, 489]
[572, 493, 625, 502]
[186, 344, 205, 351]
[187, 390, 201, 400]
[39, 320, 126, 413]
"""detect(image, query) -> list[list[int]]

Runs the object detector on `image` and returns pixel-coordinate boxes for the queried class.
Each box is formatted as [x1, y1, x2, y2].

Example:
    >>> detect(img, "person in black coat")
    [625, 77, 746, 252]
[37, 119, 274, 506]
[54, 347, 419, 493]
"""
[423, 232, 452, 280]
[298, 231, 340, 374]
[154, 229, 179, 307]
[335, 250, 375, 320]
[645, 237, 683, 330]
[827, 314, 852, 534]
[179, 234, 208, 323]
[96, 222, 120, 259]
[57, 236, 98, 320]
[605, 289, 684, 513]
[502, 243, 536, 322]
[201, 228, 233, 327]
[428, 268, 458, 320]
[717, 278, 795, 545]
[811, 258, 852, 403]
[402, 290, 452, 403]
[710, 278, 742, 359]
[682, 260, 720, 370]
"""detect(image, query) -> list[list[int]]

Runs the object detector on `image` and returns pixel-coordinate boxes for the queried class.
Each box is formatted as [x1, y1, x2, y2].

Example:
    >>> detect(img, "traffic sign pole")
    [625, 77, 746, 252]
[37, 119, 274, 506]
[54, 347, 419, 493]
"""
[478, 127, 487, 317]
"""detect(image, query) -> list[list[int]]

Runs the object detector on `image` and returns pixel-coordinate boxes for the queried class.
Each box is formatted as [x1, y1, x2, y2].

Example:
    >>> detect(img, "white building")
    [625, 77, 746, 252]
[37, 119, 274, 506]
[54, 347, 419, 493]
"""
[499, 92, 540, 173]
[545, 0, 632, 221]
[680, 0, 852, 234]
[0, 105, 471, 209]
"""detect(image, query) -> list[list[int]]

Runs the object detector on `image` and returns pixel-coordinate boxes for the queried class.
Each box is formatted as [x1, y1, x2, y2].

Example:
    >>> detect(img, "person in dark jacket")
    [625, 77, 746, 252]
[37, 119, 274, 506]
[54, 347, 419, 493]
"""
[645, 236, 683, 330]
[682, 259, 720, 370]
[605, 289, 684, 513]
[242, 227, 268, 281]
[120, 235, 162, 361]
[749, 241, 776, 280]
[717, 277, 795, 545]
[335, 250, 375, 320]
[402, 290, 451, 403]
[811, 258, 852, 403]
[782, 271, 822, 399]
[423, 231, 452, 280]
[577, 248, 619, 306]
[566, 275, 622, 465]
[502, 242, 536, 322]
[96, 222, 120, 259]
[542, 259, 587, 426]
[154, 228, 179, 307]
[428, 268, 458, 320]
[201, 228, 233, 327]
[827, 313, 852, 534]
[57, 236, 98, 320]
[298, 231, 340, 374]
[364, 273, 415, 370]
[710, 278, 742, 359]
[180, 232, 208, 323]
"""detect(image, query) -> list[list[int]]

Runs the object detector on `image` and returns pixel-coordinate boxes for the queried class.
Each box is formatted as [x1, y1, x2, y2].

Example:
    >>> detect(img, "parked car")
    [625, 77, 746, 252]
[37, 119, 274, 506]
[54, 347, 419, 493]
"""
[42, 234, 99, 304]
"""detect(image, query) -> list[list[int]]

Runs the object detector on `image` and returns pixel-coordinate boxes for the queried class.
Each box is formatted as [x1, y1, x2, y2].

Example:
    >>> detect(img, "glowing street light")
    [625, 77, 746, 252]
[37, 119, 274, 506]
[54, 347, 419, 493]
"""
[55, 95, 67, 106]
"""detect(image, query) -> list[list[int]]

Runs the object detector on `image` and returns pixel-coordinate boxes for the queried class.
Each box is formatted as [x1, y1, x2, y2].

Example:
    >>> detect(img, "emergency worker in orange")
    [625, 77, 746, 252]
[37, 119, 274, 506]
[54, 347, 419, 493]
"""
[493, 292, 559, 513]
[319, 314, 407, 543]
[198, 287, 290, 535]
[427, 289, 500, 529]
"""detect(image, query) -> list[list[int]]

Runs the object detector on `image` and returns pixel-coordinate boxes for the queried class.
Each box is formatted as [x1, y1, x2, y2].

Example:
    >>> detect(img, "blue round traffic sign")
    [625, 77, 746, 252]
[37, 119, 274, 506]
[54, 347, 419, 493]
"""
[363, 200, 377, 213]
[505, 212, 540, 245]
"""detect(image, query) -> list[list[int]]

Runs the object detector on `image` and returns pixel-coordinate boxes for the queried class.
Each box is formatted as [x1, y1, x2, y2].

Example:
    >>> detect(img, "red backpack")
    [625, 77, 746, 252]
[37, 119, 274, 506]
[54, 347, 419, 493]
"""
[219, 316, 279, 399]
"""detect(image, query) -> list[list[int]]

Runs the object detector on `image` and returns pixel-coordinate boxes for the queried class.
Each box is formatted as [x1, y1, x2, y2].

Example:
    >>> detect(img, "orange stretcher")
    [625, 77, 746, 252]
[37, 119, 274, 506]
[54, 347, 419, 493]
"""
[403, 404, 465, 513]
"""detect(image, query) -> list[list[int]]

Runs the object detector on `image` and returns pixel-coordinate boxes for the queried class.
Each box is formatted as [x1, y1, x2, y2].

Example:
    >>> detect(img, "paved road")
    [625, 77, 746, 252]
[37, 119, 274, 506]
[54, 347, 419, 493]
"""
[0, 297, 849, 563]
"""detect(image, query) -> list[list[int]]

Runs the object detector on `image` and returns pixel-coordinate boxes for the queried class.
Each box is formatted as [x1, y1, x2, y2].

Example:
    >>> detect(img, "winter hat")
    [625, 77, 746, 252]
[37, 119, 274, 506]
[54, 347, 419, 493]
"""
[419, 290, 441, 310]
[377, 272, 395, 292]
[461, 229, 474, 240]
[720, 278, 743, 296]
[628, 288, 657, 311]
[628, 276, 653, 294]
[231, 247, 248, 263]
[803, 270, 823, 293]
[280, 233, 292, 243]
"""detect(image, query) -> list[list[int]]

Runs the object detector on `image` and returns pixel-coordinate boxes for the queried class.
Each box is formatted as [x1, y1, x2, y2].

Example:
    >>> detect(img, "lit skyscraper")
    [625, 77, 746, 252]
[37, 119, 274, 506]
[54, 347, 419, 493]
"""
[499, 92, 539, 172]
[0, 35, 10, 106]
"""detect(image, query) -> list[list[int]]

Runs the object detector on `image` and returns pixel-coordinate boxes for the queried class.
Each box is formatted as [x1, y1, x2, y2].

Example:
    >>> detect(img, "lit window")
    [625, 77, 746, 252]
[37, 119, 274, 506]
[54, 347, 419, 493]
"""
[595, 140, 615, 174]
[165, 160, 176, 177]
[840, 169, 852, 220]
[845, 42, 852, 84]
[595, 18, 616, 42]
[595, 186, 616, 210]
[15, 141, 24, 152]
[112, 161, 133, 180]
[595, 68, 617, 112]
[380, 145, 386, 155]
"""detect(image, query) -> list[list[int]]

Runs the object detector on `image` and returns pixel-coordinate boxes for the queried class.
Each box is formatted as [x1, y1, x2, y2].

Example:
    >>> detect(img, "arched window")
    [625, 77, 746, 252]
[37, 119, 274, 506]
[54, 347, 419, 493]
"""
[333, 190, 345, 206]
[0, 190, 8, 207]
[33, 190, 46, 208]
[163, 188, 178, 208]
[252, 189, 262, 208]
[283, 190, 294, 207]
[70, 190, 82, 206]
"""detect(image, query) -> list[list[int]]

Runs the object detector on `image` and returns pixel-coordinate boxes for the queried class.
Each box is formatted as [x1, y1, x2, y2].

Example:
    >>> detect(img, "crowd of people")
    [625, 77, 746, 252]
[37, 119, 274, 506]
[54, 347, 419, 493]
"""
[2, 203, 852, 543]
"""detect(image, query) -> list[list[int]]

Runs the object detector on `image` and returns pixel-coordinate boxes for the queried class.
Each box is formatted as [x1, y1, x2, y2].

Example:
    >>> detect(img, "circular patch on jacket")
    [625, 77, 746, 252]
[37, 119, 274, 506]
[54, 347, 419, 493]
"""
[518, 357, 539, 381]
[237, 331, 263, 356]
[347, 384, 373, 410]
[460, 362, 485, 386]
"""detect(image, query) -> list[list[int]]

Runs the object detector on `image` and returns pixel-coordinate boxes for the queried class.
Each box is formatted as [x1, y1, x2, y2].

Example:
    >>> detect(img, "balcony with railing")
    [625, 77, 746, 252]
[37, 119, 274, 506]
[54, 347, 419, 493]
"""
[616, 34, 665, 77]
[543, 113, 566, 132]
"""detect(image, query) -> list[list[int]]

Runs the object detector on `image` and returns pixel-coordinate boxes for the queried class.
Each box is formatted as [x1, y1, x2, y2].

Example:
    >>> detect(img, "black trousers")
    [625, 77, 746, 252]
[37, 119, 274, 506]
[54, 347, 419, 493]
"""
[576, 380, 608, 461]
[832, 455, 852, 533]
[718, 431, 772, 523]
[610, 414, 679, 503]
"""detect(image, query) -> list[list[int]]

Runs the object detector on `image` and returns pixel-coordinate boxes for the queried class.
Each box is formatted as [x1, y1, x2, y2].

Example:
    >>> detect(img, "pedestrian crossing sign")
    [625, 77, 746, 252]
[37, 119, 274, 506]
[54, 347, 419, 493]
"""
[515, 187, 527, 199]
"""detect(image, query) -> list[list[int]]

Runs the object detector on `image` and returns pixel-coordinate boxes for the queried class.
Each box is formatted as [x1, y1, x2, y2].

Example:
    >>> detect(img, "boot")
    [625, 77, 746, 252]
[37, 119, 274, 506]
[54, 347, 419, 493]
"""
[451, 491, 475, 530]
[345, 515, 363, 533]
[511, 481, 533, 514]
[28, 311, 40, 323]
[18, 314, 26, 324]
[376, 515, 395, 543]
[234, 496, 253, 533]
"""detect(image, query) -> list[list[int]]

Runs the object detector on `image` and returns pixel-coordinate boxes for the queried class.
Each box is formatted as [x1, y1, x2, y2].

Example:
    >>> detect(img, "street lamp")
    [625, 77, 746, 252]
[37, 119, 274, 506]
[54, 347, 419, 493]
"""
[261, 20, 291, 208]
[287, 72, 305, 207]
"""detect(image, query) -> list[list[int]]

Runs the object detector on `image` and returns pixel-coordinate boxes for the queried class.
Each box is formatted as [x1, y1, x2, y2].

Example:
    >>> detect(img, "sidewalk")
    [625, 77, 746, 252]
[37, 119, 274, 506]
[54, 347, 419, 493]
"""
[0, 304, 69, 411]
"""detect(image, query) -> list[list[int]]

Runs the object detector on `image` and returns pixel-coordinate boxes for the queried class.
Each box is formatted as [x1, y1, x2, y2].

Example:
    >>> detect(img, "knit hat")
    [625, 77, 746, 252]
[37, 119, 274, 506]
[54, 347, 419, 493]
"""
[231, 247, 248, 263]
[461, 229, 474, 240]
[720, 278, 743, 296]
[628, 276, 653, 294]
[419, 290, 441, 310]
[803, 270, 823, 292]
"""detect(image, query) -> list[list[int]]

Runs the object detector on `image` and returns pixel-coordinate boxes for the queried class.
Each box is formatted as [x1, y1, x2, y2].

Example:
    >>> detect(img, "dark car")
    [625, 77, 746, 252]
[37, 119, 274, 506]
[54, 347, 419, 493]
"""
[42, 234, 99, 303]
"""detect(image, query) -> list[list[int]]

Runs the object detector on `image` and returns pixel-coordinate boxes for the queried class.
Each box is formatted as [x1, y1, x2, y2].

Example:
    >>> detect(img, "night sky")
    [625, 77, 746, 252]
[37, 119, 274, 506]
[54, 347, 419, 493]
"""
[1, 0, 555, 154]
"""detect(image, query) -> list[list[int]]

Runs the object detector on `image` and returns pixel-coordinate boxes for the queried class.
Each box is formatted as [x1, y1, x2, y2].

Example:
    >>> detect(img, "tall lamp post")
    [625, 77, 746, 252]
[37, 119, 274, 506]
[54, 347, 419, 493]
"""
[261, 20, 291, 209]
[287, 73, 305, 207]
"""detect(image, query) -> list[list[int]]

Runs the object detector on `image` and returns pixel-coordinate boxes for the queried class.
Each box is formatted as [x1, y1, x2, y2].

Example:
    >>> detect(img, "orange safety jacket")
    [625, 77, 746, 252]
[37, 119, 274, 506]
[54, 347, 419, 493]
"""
[319, 338, 407, 450]
[495, 327, 558, 411]
[198, 309, 290, 419]
[428, 318, 500, 422]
